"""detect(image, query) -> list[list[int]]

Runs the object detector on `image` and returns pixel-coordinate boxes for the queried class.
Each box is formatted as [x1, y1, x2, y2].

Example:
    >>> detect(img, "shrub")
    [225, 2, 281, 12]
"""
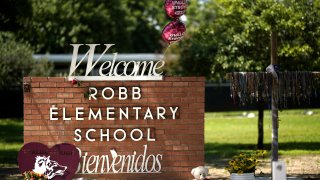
[0, 32, 53, 90]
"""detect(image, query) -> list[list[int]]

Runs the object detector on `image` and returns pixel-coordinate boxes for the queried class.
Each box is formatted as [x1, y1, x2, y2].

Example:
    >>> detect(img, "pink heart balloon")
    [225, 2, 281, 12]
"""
[162, 20, 186, 44]
[18, 142, 80, 180]
[164, 0, 187, 19]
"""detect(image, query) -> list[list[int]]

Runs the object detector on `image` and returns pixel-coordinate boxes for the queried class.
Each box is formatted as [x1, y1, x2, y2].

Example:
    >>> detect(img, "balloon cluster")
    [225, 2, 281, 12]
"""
[162, 0, 187, 44]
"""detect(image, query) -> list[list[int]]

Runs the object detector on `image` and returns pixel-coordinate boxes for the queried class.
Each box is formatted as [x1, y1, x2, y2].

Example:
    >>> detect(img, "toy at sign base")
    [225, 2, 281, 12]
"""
[191, 166, 210, 180]
[164, 0, 187, 19]
[162, 20, 186, 44]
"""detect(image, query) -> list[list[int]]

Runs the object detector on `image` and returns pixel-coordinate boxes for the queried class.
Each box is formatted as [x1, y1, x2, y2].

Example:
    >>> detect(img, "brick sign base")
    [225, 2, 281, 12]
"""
[23, 77, 205, 179]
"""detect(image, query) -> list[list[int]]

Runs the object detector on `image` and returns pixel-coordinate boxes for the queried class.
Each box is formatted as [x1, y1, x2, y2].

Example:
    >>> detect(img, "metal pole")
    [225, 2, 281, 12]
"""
[271, 29, 279, 162]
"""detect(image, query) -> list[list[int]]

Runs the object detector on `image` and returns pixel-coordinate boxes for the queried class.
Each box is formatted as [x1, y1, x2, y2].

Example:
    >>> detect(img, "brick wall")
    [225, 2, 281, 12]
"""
[23, 77, 205, 179]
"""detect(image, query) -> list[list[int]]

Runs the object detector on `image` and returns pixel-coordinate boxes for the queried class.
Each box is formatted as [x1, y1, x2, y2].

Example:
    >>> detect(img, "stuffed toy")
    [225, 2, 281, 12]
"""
[191, 166, 209, 180]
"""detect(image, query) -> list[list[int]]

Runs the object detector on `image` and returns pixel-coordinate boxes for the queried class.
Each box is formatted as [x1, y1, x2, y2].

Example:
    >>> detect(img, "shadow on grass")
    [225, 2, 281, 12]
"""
[205, 142, 320, 168]
[0, 119, 23, 166]
[0, 150, 19, 166]
[0, 119, 23, 143]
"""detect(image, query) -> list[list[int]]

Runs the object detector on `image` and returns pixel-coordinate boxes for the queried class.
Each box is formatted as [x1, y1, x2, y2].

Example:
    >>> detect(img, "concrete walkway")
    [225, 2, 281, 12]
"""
[256, 177, 303, 180]
[0, 168, 311, 179]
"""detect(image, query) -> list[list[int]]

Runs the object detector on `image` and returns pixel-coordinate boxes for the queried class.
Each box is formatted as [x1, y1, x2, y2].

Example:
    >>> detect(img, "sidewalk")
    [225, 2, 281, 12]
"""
[207, 155, 320, 180]
[208, 176, 304, 180]
[256, 177, 303, 180]
[0, 168, 313, 179]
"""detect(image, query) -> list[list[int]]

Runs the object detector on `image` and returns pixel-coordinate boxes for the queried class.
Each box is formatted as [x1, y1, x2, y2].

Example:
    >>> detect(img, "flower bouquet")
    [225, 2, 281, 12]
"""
[225, 150, 266, 180]
[23, 171, 48, 180]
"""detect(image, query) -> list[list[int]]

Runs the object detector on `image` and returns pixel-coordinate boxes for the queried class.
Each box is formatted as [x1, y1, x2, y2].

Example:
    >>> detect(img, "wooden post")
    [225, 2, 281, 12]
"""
[271, 29, 279, 161]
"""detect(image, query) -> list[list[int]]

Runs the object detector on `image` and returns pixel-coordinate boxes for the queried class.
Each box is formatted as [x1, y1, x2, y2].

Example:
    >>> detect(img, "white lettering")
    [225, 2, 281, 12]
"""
[133, 107, 141, 120]
[76, 107, 84, 120]
[106, 107, 115, 120]
[63, 107, 71, 120]
[68, 44, 164, 81]
[170, 107, 179, 119]
[74, 129, 82, 142]
[102, 87, 115, 100]
[130, 129, 143, 142]
[69, 44, 115, 77]
[119, 87, 128, 100]
[147, 128, 155, 142]
[144, 108, 153, 120]
[76, 145, 162, 174]
[100, 129, 109, 141]
[119, 107, 128, 120]
[132, 87, 141, 100]
[50, 105, 58, 120]
[89, 87, 97, 100]
[89, 108, 102, 120]
[157, 107, 166, 119]
[86, 129, 96, 142]
[114, 129, 126, 142]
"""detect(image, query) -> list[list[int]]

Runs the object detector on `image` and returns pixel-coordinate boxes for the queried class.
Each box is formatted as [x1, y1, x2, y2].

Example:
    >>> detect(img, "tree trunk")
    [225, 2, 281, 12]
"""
[257, 100, 264, 149]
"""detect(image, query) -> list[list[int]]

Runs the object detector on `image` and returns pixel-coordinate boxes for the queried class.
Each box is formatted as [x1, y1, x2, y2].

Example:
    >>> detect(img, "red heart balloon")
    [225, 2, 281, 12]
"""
[18, 142, 80, 180]
[162, 20, 186, 44]
[164, 0, 187, 19]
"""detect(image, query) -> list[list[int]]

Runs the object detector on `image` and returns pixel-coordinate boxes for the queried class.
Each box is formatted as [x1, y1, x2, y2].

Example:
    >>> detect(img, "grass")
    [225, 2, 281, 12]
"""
[1, 109, 320, 167]
[205, 109, 320, 165]
[0, 119, 23, 167]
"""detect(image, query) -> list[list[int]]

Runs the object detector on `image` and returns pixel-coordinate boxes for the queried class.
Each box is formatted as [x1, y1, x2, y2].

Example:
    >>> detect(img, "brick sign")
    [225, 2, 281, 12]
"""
[23, 76, 205, 179]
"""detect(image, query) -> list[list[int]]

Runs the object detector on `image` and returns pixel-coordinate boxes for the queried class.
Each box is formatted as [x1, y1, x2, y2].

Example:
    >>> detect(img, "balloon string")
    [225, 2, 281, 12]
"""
[162, 44, 171, 61]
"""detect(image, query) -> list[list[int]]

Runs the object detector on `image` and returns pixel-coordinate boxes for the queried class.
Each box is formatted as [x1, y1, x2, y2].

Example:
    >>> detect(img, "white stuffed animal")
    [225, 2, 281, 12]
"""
[191, 166, 209, 180]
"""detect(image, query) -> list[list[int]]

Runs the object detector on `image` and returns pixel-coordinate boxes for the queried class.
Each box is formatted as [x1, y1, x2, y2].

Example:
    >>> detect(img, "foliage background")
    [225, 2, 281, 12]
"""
[179, 0, 320, 80]
[1, 0, 168, 53]
[1, 0, 320, 81]
[0, 32, 53, 90]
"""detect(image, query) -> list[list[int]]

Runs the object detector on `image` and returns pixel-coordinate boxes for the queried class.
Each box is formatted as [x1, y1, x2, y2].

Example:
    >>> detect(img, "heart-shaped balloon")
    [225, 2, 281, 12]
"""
[18, 142, 80, 180]
[164, 0, 187, 19]
[162, 20, 186, 44]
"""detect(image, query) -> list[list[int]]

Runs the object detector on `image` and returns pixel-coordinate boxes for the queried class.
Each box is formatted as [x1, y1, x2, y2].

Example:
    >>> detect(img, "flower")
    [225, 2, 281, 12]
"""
[225, 150, 266, 174]
[23, 171, 48, 180]
[72, 79, 78, 85]
[229, 160, 235, 165]
[71, 78, 81, 86]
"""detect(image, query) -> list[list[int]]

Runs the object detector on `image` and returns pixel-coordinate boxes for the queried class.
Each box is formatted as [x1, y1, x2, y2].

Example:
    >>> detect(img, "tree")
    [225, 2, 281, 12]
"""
[179, 0, 320, 79]
[1, 0, 167, 53]
[178, 0, 320, 148]
[0, 0, 32, 33]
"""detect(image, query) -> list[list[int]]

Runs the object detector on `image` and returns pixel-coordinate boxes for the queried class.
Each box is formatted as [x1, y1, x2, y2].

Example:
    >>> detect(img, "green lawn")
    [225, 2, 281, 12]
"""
[1, 109, 320, 167]
[0, 119, 23, 167]
[205, 109, 320, 164]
